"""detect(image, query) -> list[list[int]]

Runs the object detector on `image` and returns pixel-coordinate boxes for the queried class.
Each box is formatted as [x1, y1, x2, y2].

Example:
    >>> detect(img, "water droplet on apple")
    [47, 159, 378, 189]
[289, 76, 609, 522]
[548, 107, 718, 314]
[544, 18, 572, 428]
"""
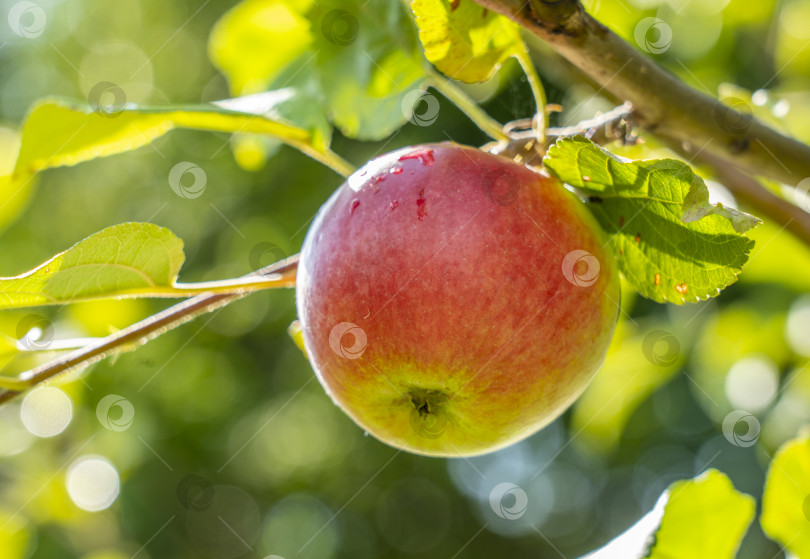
[399, 148, 435, 166]
[417, 189, 427, 220]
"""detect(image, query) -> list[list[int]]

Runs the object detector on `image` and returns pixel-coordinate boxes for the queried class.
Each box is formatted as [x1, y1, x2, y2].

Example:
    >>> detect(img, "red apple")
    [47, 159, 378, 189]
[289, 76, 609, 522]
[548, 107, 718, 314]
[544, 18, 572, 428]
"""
[296, 143, 620, 457]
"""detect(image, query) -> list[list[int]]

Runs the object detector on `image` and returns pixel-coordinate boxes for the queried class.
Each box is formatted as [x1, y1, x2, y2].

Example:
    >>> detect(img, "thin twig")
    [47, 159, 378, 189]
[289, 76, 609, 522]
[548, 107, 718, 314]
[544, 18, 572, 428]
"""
[0, 256, 299, 404]
[489, 102, 636, 166]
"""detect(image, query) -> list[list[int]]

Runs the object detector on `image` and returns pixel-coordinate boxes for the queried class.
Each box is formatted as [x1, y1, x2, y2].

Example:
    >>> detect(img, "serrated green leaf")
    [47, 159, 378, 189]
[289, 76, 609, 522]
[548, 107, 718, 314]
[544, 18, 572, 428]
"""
[13, 93, 330, 179]
[646, 470, 755, 558]
[0, 223, 185, 309]
[412, 0, 524, 83]
[543, 136, 760, 304]
[761, 435, 810, 556]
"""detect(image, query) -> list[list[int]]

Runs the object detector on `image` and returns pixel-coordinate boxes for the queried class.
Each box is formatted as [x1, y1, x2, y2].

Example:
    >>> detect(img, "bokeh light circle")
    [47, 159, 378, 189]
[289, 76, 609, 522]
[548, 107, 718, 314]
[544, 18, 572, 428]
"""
[66, 456, 120, 512]
[20, 386, 72, 437]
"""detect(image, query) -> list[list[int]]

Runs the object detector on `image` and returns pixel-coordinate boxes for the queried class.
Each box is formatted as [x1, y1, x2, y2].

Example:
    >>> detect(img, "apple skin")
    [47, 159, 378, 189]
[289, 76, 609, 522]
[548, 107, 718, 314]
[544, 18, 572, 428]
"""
[296, 143, 620, 457]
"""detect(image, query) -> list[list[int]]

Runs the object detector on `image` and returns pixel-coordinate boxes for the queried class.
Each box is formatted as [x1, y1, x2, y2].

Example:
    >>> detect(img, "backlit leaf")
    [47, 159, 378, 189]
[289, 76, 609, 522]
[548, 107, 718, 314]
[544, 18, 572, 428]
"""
[412, 0, 524, 83]
[543, 136, 760, 304]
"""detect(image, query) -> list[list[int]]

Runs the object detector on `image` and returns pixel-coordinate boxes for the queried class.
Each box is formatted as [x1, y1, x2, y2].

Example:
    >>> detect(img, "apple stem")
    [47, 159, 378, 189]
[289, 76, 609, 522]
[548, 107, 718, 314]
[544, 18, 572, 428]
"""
[514, 51, 549, 142]
[0, 256, 300, 405]
[425, 67, 510, 143]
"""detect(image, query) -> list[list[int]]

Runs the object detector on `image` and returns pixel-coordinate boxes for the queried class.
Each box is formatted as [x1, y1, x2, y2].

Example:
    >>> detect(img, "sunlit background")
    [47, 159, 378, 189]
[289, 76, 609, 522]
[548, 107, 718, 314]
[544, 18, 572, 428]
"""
[1, 0, 810, 557]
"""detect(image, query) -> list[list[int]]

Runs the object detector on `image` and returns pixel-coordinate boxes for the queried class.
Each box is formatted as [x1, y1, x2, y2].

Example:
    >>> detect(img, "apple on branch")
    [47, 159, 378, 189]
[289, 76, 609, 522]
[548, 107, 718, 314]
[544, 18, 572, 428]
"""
[296, 143, 620, 457]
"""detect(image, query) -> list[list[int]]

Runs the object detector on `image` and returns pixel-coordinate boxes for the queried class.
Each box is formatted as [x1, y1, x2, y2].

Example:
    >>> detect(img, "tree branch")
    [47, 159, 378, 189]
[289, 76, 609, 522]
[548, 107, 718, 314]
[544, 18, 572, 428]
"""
[472, 0, 810, 190]
[0, 256, 299, 405]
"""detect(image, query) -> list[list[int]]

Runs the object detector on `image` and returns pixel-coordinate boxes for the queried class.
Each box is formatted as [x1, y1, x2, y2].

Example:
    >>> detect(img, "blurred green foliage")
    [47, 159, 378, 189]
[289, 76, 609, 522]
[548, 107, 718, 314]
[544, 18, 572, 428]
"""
[1, 0, 810, 558]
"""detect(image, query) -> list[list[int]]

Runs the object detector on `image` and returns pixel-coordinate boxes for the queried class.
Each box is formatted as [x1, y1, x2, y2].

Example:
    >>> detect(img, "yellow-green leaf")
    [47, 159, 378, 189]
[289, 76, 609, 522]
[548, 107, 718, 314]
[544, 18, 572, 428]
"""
[412, 0, 525, 83]
[13, 94, 331, 179]
[0, 223, 295, 310]
[647, 470, 755, 558]
[761, 435, 810, 556]
[0, 223, 185, 309]
[0, 128, 33, 234]
[586, 470, 754, 559]
[0, 173, 35, 236]
[208, 0, 315, 95]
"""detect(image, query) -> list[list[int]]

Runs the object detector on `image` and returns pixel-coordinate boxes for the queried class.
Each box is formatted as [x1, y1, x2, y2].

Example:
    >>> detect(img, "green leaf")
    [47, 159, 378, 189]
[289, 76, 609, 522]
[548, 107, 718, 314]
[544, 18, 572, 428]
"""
[0, 173, 36, 235]
[212, 88, 331, 153]
[0, 128, 33, 234]
[647, 470, 755, 558]
[208, 0, 316, 96]
[311, 0, 427, 139]
[761, 435, 810, 555]
[0, 223, 185, 309]
[585, 470, 754, 559]
[412, 0, 525, 83]
[13, 94, 331, 179]
[208, 0, 427, 140]
[543, 136, 760, 304]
